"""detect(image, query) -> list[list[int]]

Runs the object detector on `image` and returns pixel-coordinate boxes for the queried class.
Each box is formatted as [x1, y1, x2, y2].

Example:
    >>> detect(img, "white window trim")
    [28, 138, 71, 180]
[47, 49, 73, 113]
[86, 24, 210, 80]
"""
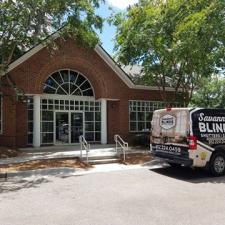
[40, 98, 101, 145]
[129, 100, 182, 133]
[129, 100, 155, 133]
[43, 69, 95, 97]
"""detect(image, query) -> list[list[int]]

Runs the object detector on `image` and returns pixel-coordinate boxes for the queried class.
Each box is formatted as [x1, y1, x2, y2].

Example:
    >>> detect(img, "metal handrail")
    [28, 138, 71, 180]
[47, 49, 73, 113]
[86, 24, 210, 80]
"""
[114, 134, 128, 162]
[79, 135, 90, 163]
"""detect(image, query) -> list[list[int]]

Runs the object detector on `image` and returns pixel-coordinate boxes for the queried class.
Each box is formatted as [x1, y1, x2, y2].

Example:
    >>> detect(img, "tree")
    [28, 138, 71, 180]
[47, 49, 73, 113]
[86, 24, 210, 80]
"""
[191, 77, 225, 108]
[0, 0, 104, 93]
[111, 0, 225, 105]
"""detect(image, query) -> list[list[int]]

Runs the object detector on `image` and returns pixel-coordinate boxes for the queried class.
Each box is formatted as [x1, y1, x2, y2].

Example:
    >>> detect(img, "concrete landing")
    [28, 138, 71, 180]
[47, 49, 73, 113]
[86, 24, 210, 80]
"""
[0, 144, 149, 165]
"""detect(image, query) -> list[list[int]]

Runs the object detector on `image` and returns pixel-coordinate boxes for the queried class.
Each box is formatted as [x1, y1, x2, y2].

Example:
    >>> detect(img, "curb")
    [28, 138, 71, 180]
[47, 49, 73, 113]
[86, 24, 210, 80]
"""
[0, 167, 84, 180]
[0, 163, 148, 181]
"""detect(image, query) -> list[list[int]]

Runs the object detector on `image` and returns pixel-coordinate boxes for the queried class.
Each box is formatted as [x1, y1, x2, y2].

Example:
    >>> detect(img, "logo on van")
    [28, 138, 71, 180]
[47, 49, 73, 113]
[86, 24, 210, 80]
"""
[160, 114, 176, 130]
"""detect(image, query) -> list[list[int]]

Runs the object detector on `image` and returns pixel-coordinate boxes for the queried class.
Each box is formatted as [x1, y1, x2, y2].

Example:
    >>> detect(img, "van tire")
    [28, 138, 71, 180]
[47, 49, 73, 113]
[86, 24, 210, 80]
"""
[209, 152, 225, 176]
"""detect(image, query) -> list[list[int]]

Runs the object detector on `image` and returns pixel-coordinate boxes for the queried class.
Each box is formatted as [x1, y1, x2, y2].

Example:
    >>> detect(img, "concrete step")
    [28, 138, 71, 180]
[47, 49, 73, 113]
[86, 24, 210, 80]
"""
[88, 158, 120, 165]
[86, 152, 118, 160]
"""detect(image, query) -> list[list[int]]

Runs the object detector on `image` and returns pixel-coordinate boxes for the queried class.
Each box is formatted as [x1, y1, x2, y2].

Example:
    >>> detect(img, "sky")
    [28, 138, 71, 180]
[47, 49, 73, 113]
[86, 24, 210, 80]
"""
[96, 0, 138, 55]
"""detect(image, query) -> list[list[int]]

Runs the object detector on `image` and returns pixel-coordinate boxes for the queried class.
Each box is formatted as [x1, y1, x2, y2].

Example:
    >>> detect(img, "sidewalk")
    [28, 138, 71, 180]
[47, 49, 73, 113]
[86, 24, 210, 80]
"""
[0, 144, 149, 165]
[0, 159, 167, 181]
[0, 145, 151, 180]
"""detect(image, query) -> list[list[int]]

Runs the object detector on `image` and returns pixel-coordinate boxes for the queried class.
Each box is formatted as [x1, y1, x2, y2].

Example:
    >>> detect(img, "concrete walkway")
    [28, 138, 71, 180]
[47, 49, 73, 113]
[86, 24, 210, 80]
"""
[0, 145, 115, 165]
[0, 144, 149, 165]
[0, 144, 154, 180]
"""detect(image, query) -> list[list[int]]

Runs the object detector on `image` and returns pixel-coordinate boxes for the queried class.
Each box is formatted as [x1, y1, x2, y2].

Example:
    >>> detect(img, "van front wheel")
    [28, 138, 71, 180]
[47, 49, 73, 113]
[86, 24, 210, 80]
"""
[210, 152, 225, 176]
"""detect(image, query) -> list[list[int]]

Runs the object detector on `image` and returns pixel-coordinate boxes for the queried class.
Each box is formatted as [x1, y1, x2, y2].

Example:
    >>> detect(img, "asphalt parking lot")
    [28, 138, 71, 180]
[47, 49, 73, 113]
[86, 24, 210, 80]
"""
[1, 165, 225, 225]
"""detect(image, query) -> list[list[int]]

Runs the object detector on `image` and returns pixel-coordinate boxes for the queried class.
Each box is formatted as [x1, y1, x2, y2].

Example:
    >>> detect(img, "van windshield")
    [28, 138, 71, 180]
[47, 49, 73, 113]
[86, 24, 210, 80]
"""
[151, 109, 189, 143]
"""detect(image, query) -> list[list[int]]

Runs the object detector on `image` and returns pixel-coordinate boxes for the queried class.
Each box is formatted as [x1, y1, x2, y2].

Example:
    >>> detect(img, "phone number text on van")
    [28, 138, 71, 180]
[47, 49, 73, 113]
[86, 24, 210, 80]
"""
[153, 144, 181, 155]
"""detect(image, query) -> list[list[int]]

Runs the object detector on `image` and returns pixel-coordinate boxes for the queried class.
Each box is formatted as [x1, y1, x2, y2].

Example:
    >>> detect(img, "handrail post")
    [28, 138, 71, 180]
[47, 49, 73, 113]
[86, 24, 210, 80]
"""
[114, 134, 128, 162]
[79, 135, 90, 163]
[79, 136, 83, 158]
[115, 135, 118, 154]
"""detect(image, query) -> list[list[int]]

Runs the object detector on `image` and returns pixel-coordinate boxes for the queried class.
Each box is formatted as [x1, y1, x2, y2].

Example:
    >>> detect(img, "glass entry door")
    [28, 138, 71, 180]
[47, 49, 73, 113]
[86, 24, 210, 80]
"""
[55, 112, 83, 144]
[55, 112, 69, 144]
[71, 113, 83, 143]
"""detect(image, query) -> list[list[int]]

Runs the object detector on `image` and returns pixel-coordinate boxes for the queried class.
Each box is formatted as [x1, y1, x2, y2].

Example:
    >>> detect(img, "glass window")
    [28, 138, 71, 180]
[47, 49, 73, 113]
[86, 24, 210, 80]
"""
[85, 122, 94, 132]
[85, 132, 94, 141]
[129, 100, 181, 132]
[42, 133, 54, 144]
[27, 97, 33, 144]
[130, 122, 137, 131]
[130, 112, 136, 121]
[95, 132, 101, 141]
[95, 122, 101, 131]
[85, 112, 94, 121]
[42, 111, 53, 121]
[28, 122, 33, 132]
[39, 98, 101, 144]
[138, 112, 145, 121]
[43, 69, 94, 96]
[28, 133, 33, 144]
[42, 122, 54, 132]
[95, 112, 101, 121]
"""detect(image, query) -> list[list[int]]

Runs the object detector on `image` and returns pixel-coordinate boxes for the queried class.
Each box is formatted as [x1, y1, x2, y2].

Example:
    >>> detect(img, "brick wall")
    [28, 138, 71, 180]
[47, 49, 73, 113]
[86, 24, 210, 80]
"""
[0, 38, 175, 147]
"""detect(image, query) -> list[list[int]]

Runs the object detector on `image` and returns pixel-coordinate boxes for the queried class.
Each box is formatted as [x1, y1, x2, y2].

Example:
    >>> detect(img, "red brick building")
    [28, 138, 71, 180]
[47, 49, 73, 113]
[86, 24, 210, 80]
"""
[0, 37, 177, 148]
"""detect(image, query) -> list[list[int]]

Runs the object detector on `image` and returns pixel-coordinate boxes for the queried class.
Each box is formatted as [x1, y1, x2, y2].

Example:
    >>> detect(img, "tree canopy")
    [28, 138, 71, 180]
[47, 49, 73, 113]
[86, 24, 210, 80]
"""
[0, 0, 104, 76]
[191, 77, 225, 108]
[112, 0, 225, 105]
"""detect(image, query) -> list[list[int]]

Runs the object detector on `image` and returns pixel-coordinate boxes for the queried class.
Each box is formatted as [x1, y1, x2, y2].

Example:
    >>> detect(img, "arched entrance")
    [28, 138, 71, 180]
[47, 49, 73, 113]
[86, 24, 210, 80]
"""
[29, 69, 107, 147]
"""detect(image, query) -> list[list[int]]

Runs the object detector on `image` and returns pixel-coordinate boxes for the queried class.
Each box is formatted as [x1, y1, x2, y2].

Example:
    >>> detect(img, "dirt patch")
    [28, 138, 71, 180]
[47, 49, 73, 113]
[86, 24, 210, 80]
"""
[0, 157, 93, 173]
[0, 147, 23, 159]
[122, 153, 153, 165]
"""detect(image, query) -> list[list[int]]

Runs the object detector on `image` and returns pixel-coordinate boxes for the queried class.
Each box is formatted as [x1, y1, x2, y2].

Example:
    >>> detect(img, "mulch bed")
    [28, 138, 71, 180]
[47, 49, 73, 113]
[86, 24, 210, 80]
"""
[0, 157, 92, 173]
[121, 153, 153, 165]
[0, 147, 22, 159]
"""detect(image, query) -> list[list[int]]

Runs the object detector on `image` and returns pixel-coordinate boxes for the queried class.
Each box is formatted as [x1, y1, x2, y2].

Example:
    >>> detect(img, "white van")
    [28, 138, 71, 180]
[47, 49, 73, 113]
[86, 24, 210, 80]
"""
[150, 108, 225, 176]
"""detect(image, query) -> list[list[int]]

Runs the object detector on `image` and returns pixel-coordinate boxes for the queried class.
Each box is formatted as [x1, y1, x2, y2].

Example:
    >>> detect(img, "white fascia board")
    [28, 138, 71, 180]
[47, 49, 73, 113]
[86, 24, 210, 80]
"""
[94, 45, 134, 88]
[7, 44, 44, 73]
[94, 45, 178, 92]
[6, 33, 178, 93]
[133, 85, 181, 92]
[6, 33, 60, 74]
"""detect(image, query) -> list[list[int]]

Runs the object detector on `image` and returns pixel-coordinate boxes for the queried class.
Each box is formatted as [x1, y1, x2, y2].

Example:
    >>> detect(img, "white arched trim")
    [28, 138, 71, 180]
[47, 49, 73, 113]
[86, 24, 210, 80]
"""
[43, 69, 95, 97]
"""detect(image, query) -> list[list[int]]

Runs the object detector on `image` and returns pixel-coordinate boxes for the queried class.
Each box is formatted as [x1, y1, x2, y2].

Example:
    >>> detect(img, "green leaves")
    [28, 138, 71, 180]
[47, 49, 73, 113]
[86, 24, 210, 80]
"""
[113, 0, 225, 105]
[0, 0, 104, 75]
[191, 77, 225, 108]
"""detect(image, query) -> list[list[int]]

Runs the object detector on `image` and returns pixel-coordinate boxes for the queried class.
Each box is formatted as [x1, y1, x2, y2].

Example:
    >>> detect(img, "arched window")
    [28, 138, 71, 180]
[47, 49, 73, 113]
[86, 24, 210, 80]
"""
[43, 69, 94, 96]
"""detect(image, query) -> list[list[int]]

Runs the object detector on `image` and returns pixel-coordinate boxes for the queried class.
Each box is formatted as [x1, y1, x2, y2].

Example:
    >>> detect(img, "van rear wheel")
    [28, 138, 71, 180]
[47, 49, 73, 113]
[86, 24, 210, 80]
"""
[210, 152, 225, 176]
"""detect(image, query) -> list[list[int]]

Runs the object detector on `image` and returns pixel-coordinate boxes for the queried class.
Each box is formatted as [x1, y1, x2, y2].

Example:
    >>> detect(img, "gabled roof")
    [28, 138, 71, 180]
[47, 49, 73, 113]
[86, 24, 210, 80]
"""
[6, 32, 176, 92]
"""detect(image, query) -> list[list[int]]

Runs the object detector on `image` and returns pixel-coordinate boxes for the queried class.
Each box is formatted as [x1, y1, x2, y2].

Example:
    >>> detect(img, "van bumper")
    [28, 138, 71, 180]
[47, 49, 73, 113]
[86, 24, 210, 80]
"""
[152, 153, 193, 166]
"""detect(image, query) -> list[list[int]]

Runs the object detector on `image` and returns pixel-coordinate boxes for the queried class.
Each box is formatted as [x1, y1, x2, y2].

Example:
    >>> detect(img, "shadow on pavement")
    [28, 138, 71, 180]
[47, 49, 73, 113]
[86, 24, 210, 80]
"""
[143, 159, 225, 184]
[150, 166, 225, 184]
[0, 177, 51, 194]
[0, 172, 86, 194]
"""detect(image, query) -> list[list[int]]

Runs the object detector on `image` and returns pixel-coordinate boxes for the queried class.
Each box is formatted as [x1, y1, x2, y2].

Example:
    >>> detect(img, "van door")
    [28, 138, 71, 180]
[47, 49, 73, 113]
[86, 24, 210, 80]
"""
[191, 108, 225, 147]
[151, 109, 189, 144]
[151, 109, 190, 158]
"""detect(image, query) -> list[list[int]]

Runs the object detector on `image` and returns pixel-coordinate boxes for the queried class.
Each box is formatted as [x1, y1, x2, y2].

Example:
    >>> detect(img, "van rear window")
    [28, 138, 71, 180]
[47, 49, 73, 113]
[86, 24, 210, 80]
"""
[152, 109, 189, 139]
